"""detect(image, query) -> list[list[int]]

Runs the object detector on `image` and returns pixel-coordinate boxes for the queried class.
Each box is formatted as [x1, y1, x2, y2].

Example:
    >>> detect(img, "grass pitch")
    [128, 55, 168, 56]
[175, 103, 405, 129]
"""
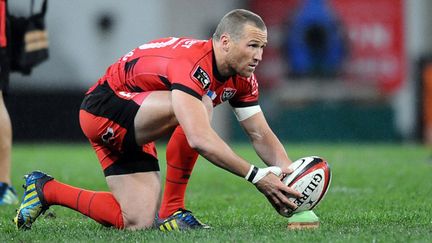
[1, 143, 431, 242]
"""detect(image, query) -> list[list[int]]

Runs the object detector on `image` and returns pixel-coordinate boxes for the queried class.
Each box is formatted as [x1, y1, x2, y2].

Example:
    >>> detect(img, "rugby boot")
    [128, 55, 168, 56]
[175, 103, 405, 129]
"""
[14, 171, 53, 230]
[156, 208, 210, 231]
[0, 183, 19, 205]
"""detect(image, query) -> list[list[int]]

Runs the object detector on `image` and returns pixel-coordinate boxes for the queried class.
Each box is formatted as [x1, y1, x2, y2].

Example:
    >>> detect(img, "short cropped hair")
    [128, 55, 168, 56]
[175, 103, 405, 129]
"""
[213, 9, 266, 41]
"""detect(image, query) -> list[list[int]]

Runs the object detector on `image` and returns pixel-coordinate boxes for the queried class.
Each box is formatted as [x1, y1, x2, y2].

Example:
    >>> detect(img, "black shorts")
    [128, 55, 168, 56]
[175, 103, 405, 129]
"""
[80, 82, 160, 176]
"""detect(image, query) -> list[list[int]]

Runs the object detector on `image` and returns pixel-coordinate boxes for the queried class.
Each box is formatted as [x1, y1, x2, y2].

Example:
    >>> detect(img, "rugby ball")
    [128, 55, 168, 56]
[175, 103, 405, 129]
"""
[280, 156, 331, 217]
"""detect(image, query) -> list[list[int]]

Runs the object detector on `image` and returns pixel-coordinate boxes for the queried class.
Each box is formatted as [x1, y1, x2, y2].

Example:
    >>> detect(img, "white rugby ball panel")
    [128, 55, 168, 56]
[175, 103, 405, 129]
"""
[281, 156, 331, 217]
[283, 156, 322, 184]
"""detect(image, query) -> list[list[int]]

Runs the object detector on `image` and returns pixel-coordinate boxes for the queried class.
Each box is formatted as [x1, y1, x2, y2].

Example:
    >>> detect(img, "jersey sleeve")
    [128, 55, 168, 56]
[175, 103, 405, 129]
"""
[229, 74, 259, 107]
[168, 59, 210, 100]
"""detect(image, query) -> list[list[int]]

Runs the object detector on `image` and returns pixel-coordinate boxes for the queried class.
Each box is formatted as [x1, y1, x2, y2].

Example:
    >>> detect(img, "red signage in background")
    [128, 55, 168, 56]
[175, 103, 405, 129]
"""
[250, 0, 405, 95]
[331, 0, 405, 94]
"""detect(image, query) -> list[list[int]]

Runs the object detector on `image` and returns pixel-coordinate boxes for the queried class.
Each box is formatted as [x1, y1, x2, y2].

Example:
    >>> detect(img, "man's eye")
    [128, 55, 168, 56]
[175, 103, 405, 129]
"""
[249, 43, 266, 49]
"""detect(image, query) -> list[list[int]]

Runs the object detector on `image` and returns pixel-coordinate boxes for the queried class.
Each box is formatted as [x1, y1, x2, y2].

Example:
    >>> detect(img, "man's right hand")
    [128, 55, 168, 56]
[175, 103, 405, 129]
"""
[254, 171, 302, 216]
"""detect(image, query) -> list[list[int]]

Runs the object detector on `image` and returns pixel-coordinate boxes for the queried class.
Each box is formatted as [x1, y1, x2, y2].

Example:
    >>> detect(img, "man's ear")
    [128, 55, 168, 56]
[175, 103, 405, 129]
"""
[220, 33, 230, 52]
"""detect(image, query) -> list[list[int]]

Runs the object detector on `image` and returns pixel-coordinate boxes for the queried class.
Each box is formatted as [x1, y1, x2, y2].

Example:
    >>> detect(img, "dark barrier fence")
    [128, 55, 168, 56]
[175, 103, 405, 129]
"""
[230, 101, 400, 142]
[5, 90, 87, 142]
[5, 91, 400, 143]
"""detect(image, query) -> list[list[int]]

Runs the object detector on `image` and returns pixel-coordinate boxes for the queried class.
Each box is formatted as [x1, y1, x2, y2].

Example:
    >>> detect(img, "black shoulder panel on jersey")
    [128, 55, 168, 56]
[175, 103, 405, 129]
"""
[171, 83, 202, 100]
[124, 58, 139, 75]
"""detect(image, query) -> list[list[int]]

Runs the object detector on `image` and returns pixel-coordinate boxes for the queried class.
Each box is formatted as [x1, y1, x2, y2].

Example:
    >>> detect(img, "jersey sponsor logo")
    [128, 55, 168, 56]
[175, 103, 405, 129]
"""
[121, 50, 135, 61]
[221, 88, 237, 102]
[101, 127, 115, 145]
[138, 37, 179, 50]
[193, 66, 210, 90]
[172, 39, 203, 49]
[122, 37, 181, 61]
[118, 91, 137, 99]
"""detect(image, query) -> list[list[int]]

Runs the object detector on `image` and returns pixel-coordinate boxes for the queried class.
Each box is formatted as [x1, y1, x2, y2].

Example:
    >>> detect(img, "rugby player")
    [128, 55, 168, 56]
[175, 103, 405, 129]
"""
[14, 9, 302, 230]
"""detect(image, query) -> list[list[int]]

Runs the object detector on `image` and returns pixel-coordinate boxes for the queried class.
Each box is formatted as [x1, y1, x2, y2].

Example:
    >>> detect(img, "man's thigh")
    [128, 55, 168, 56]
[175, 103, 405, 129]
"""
[133, 91, 179, 145]
[106, 171, 161, 229]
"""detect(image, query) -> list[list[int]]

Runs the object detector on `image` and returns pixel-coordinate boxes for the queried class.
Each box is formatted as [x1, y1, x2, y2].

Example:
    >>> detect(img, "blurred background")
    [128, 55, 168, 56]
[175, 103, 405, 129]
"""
[5, 0, 432, 145]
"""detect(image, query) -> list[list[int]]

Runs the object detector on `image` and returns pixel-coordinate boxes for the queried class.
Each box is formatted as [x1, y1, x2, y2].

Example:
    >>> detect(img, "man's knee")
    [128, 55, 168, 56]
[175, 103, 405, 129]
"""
[122, 211, 155, 230]
[119, 194, 159, 230]
[106, 172, 161, 230]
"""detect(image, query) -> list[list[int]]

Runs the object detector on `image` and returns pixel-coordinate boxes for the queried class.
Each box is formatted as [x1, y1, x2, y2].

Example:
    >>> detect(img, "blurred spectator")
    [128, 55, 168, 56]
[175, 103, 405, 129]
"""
[283, 0, 347, 78]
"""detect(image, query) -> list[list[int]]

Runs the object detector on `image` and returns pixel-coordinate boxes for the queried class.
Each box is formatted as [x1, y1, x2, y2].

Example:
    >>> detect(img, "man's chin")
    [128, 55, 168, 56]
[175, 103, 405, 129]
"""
[238, 71, 254, 78]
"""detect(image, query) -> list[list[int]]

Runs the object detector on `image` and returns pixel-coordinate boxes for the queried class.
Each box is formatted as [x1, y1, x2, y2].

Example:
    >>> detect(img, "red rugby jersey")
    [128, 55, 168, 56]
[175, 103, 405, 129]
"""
[88, 37, 259, 108]
[0, 0, 6, 47]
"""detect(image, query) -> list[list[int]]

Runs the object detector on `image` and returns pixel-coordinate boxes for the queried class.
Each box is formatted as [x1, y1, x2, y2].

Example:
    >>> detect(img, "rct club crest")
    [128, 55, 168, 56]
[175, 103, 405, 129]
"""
[221, 88, 237, 102]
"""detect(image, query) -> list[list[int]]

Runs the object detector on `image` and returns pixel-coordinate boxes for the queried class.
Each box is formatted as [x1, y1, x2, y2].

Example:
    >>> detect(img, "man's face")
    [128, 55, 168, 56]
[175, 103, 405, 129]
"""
[227, 24, 267, 77]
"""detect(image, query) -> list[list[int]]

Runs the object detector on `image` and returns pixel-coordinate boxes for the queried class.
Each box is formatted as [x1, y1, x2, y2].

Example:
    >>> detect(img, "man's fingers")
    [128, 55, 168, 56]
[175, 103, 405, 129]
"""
[265, 190, 297, 213]
[281, 167, 293, 175]
[279, 182, 302, 198]
[268, 184, 299, 210]
[256, 172, 303, 214]
[276, 190, 298, 210]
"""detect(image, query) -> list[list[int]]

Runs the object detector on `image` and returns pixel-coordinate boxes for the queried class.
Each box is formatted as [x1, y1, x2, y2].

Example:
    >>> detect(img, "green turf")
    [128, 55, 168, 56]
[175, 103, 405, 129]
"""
[1, 143, 431, 242]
